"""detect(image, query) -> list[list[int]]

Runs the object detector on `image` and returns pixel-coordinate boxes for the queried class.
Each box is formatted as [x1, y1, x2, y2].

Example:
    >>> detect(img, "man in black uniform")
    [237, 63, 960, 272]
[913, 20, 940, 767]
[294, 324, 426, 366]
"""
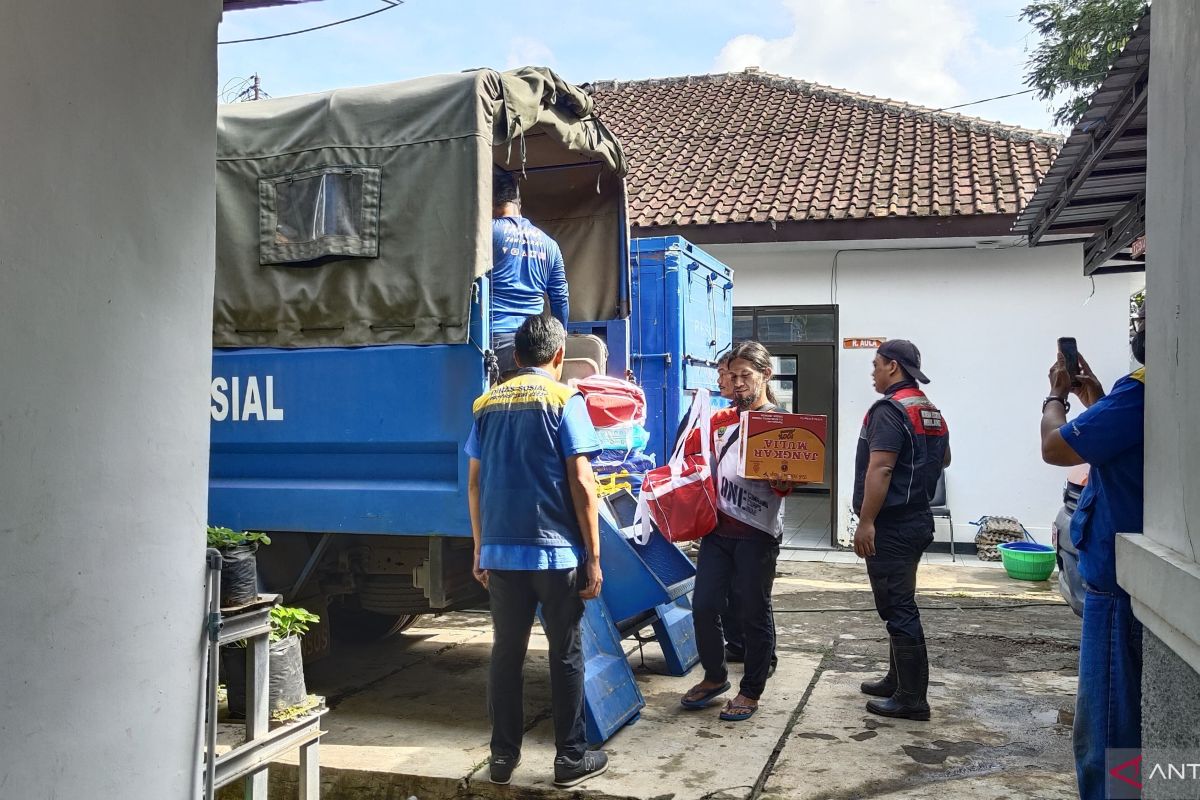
[852, 340, 950, 721]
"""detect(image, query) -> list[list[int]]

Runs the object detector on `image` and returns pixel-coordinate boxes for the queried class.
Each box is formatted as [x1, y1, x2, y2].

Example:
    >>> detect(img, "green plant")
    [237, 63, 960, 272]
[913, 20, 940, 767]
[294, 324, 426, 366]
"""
[270, 606, 320, 642]
[1021, 0, 1148, 127]
[207, 525, 272, 549]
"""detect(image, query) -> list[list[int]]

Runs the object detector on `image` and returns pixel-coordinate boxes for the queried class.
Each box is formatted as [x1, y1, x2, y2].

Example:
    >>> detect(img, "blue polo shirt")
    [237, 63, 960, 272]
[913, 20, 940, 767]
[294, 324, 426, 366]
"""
[466, 367, 600, 571]
[491, 216, 569, 335]
[1060, 368, 1145, 594]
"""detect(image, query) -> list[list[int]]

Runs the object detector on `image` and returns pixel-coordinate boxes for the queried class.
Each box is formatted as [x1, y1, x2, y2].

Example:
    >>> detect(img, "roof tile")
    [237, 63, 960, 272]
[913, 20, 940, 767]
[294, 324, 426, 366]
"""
[591, 70, 1063, 228]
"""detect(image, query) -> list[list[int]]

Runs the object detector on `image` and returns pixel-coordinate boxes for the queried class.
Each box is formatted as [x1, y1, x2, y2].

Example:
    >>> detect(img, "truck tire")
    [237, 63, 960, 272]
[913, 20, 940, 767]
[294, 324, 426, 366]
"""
[330, 602, 424, 643]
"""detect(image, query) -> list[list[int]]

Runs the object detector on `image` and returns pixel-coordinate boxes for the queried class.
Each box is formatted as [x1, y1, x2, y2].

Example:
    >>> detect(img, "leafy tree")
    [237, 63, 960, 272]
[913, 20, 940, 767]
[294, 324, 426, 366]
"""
[1022, 0, 1148, 127]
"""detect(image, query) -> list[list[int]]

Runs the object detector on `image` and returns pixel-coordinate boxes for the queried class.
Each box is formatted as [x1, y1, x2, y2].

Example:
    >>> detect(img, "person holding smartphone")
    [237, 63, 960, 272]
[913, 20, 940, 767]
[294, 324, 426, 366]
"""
[1040, 306, 1146, 800]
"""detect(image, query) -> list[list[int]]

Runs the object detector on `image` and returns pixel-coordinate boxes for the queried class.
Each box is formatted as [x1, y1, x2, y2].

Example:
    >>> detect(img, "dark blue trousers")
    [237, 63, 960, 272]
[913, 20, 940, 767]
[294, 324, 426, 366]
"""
[692, 532, 779, 700]
[864, 509, 933, 640]
[1075, 588, 1142, 800]
[487, 568, 587, 761]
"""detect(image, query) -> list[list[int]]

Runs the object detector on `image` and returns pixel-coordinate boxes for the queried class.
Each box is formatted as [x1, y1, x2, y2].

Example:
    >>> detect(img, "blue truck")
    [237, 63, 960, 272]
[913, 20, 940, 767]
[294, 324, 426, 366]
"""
[209, 70, 733, 731]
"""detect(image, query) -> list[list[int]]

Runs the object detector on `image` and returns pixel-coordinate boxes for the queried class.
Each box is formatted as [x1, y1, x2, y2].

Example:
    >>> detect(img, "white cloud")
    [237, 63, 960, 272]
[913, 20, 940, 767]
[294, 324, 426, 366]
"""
[714, 0, 975, 109]
[505, 37, 557, 70]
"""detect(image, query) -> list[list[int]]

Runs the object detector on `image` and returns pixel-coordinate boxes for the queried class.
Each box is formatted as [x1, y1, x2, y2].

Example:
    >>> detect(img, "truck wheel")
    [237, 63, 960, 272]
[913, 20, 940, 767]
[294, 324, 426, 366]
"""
[330, 603, 423, 643]
[387, 614, 423, 635]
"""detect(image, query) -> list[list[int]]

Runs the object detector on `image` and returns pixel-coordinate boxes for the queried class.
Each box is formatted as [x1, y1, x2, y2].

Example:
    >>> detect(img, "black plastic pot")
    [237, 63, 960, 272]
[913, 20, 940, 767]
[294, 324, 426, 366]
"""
[268, 635, 308, 711]
[220, 645, 248, 718]
[221, 636, 308, 717]
[219, 544, 258, 608]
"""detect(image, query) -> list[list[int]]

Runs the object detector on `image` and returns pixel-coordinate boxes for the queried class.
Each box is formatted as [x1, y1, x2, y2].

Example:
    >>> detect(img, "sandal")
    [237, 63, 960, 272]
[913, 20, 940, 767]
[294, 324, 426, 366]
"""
[719, 700, 758, 722]
[680, 681, 731, 709]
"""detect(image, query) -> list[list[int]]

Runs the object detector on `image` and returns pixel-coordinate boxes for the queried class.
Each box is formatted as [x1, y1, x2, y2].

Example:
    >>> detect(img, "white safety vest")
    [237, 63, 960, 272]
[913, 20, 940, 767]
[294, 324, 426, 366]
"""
[711, 413, 786, 538]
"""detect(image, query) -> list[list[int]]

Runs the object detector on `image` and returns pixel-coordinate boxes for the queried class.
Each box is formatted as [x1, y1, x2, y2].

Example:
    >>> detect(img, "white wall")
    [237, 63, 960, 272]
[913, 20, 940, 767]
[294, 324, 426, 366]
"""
[709, 241, 1140, 546]
[1116, 0, 1200, 675]
[0, 4, 218, 798]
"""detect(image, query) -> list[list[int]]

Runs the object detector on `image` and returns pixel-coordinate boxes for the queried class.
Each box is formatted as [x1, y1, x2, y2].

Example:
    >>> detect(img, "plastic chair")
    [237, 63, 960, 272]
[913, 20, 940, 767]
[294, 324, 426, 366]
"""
[562, 357, 600, 382]
[930, 472, 955, 561]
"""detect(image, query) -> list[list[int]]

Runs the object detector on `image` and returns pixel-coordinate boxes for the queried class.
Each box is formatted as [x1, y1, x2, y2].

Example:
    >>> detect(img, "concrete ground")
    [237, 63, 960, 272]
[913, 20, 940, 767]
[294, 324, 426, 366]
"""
[223, 558, 1082, 800]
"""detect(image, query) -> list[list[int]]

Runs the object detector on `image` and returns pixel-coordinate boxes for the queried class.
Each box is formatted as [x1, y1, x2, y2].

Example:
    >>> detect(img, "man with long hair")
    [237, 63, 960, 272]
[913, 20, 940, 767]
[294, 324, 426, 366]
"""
[679, 341, 795, 722]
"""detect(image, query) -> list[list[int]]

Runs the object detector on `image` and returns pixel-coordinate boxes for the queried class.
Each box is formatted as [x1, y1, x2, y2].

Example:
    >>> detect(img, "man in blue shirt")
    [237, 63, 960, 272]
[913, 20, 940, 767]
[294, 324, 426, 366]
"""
[1040, 306, 1145, 800]
[491, 169, 569, 379]
[466, 313, 608, 788]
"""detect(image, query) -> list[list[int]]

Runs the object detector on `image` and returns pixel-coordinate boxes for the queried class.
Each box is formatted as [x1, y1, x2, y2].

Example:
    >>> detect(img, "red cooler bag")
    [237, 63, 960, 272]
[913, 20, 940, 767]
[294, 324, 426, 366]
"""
[574, 375, 647, 428]
[632, 389, 717, 544]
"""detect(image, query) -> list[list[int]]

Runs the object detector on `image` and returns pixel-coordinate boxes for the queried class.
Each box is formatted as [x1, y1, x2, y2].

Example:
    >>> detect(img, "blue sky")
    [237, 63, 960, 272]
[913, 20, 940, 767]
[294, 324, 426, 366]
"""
[218, 0, 1060, 132]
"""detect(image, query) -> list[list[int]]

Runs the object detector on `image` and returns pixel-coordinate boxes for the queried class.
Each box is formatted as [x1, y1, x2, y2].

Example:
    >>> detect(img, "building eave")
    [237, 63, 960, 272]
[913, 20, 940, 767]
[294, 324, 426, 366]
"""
[634, 214, 1021, 246]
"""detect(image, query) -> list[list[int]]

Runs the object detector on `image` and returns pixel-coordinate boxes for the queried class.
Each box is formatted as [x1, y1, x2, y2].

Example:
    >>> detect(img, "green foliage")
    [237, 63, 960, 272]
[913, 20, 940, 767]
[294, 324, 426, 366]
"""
[1021, 0, 1148, 127]
[269, 605, 320, 642]
[206, 525, 272, 549]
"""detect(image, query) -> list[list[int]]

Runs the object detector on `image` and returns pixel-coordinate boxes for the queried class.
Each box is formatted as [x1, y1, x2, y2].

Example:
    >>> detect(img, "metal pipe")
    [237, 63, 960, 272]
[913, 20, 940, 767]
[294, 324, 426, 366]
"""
[204, 548, 223, 800]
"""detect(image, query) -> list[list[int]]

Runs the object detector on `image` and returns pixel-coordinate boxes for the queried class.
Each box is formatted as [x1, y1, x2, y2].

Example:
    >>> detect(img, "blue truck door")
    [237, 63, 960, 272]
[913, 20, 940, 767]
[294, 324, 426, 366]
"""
[631, 237, 733, 464]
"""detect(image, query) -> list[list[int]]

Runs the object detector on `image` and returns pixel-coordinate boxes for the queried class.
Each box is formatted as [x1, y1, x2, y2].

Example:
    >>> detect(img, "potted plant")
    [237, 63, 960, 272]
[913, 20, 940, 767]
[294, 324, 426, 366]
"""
[206, 525, 271, 608]
[268, 605, 319, 712]
[222, 605, 320, 719]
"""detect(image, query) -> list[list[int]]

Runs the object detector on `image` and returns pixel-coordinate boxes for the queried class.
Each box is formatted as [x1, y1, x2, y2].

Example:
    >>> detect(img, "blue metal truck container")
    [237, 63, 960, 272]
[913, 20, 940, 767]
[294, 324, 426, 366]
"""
[631, 236, 734, 463]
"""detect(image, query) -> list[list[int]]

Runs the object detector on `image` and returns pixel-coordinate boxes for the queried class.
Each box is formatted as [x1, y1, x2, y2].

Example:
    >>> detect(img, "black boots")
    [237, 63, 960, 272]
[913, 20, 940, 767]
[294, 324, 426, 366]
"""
[865, 635, 930, 721]
[860, 641, 897, 697]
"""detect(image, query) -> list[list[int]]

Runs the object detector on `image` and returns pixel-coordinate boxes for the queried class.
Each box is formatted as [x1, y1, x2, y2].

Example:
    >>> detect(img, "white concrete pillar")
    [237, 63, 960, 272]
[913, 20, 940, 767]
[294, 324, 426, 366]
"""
[1118, 0, 1200, 674]
[0, 3, 219, 797]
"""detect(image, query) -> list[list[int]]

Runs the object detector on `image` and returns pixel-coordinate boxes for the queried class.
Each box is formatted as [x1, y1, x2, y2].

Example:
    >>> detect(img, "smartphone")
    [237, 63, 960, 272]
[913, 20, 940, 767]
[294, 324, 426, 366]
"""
[1058, 337, 1081, 387]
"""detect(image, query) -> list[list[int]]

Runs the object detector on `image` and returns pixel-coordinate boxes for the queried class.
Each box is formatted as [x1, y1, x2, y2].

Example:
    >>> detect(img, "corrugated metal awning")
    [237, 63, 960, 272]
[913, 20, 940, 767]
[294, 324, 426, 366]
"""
[223, 0, 322, 10]
[1013, 9, 1151, 275]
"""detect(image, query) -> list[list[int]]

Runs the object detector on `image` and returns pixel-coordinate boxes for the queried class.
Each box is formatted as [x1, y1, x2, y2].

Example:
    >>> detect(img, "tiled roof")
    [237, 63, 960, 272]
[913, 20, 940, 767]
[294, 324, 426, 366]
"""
[589, 70, 1062, 229]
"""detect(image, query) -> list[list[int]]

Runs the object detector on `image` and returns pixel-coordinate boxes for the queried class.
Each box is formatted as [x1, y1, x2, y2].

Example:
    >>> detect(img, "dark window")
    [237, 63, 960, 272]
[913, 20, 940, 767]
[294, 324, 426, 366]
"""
[770, 355, 798, 375]
[732, 313, 754, 342]
[757, 312, 836, 343]
[769, 378, 796, 412]
[259, 165, 382, 265]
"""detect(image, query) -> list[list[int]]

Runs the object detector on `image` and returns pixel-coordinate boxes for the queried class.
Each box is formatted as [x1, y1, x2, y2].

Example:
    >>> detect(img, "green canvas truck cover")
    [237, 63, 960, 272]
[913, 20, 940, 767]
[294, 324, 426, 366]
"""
[214, 67, 627, 348]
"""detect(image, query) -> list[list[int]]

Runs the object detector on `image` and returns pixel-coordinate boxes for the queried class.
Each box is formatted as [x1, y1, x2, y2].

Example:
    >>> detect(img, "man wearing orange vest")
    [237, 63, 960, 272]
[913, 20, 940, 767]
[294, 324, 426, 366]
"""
[853, 339, 950, 721]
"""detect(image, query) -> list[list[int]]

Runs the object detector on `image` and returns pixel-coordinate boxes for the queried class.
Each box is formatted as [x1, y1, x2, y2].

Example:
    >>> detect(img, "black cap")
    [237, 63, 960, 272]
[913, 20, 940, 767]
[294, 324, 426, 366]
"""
[877, 339, 930, 384]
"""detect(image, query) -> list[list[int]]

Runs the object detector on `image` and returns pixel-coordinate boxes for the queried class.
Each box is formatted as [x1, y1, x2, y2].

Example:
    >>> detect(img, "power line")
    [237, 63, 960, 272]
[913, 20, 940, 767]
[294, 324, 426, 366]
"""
[933, 86, 1038, 112]
[593, 69, 1117, 144]
[596, 95, 1060, 146]
[234, 73, 270, 102]
[219, 0, 404, 46]
[220, 75, 252, 99]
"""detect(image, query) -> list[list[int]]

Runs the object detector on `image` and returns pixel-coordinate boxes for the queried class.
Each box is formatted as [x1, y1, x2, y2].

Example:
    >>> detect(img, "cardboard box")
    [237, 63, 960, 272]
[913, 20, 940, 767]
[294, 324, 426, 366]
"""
[737, 411, 828, 483]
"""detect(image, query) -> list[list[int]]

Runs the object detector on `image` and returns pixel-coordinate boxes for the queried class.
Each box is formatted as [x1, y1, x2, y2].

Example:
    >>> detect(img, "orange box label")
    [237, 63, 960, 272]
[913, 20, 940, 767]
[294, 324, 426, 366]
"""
[737, 411, 828, 483]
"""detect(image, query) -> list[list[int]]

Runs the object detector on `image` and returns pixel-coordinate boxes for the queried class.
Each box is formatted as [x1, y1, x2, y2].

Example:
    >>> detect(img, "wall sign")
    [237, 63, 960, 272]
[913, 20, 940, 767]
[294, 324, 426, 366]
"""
[843, 337, 887, 349]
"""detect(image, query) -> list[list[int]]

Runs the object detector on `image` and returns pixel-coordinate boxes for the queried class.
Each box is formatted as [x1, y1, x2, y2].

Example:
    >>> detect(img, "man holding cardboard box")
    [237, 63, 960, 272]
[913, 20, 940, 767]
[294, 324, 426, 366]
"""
[679, 341, 799, 723]
[852, 339, 950, 722]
